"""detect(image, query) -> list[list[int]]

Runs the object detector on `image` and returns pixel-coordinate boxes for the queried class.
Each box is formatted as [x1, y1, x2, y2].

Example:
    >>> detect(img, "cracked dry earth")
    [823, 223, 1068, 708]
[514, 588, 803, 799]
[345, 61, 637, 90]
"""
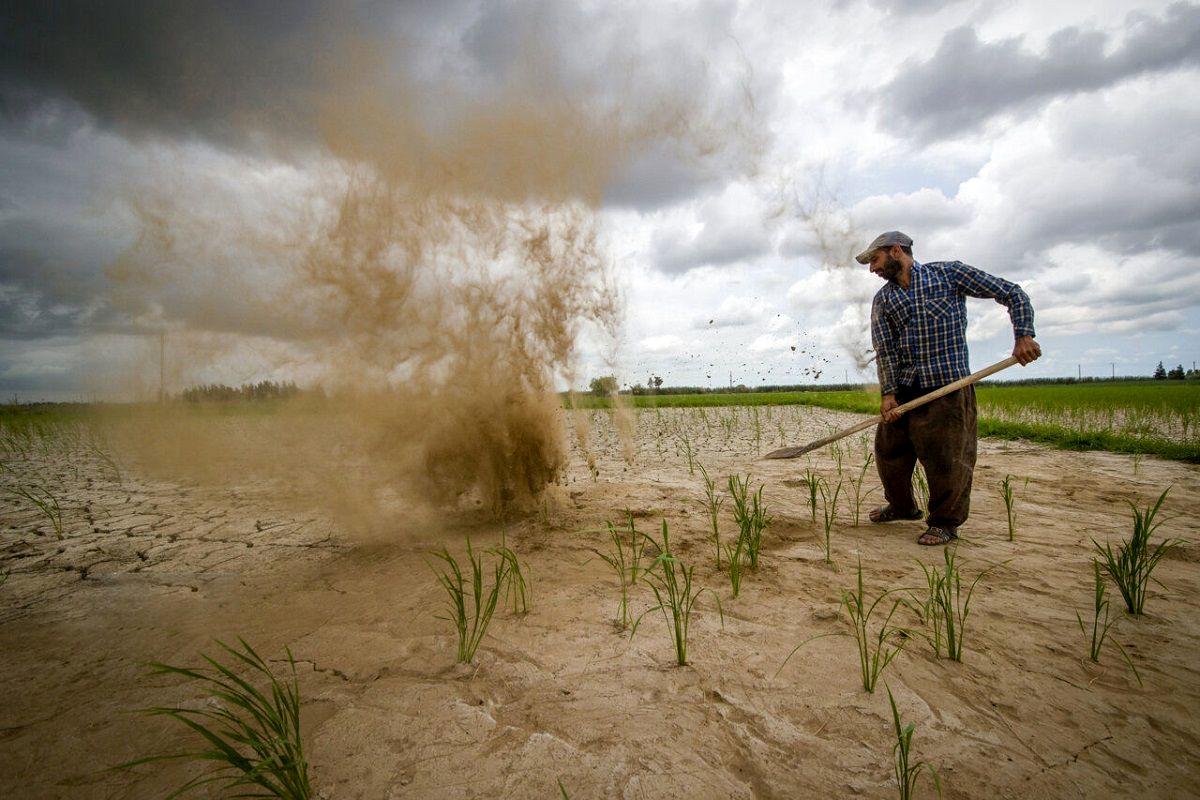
[2, 405, 1199, 799]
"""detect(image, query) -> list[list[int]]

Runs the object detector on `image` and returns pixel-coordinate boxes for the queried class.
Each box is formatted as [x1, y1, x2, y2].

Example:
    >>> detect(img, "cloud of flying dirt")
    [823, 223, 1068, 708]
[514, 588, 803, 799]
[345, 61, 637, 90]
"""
[99, 16, 763, 519]
[772, 170, 876, 374]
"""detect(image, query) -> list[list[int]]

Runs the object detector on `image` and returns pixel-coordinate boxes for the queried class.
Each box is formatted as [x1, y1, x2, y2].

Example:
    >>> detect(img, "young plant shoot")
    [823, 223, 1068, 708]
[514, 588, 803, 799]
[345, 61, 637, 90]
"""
[1093, 487, 1181, 616]
[429, 538, 508, 663]
[698, 463, 724, 569]
[117, 639, 313, 799]
[592, 514, 645, 630]
[999, 474, 1017, 541]
[918, 547, 996, 662]
[818, 477, 842, 564]
[1076, 560, 1142, 686]
[490, 533, 531, 615]
[634, 521, 723, 666]
[777, 559, 908, 693]
[887, 685, 941, 800]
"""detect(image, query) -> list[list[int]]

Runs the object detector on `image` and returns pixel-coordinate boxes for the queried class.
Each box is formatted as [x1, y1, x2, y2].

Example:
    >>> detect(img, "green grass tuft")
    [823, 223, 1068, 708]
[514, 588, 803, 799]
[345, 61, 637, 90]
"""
[634, 521, 723, 666]
[1092, 487, 1182, 616]
[887, 685, 941, 800]
[116, 638, 312, 799]
[429, 538, 507, 663]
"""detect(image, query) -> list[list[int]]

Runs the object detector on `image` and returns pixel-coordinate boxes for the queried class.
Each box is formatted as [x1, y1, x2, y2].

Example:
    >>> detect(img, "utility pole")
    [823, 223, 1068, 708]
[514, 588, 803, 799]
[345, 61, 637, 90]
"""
[844, 368, 848, 384]
[728, 371, 733, 391]
[1077, 363, 1081, 381]
[158, 330, 165, 403]
[1111, 362, 1115, 379]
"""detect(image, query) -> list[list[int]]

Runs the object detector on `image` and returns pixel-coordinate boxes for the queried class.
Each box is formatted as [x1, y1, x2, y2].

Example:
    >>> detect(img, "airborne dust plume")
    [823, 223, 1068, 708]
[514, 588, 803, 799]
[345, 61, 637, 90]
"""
[101, 24, 762, 521]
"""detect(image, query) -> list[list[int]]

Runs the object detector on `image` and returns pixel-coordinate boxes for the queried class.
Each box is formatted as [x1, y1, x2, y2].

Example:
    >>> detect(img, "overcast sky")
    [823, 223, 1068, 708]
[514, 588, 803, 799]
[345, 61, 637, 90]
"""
[2, 0, 1198, 400]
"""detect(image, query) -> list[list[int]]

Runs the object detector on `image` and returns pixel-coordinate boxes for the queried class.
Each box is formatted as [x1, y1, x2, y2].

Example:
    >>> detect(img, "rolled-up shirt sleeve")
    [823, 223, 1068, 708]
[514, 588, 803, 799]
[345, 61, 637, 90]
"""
[948, 261, 1036, 339]
[871, 294, 899, 396]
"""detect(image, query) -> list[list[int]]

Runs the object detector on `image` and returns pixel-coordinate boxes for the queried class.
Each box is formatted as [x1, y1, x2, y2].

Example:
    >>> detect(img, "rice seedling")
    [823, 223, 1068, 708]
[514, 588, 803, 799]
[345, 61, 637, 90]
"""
[909, 562, 944, 657]
[917, 547, 995, 662]
[723, 531, 747, 598]
[752, 406, 762, 453]
[729, 474, 770, 570]
[116, 638, 312, 799]
[728, 473, 750, 529]
[10, 483, 64, 540]
[592, 515, 646, 630]
[848, 453, 877, 527]
[887, 685, 941, 800]
[676, 429, 696, 476]
[800, 468, 821, 524]
[1092, 487, 1181, 616]
[830, 438, 845, 478]
[1076, 560, 1141, 686]
[85, 436, 123, 484]
[429, 538, 508, 663]
[776, 559, 908, 692]
[490, 534, 531, 615]
[633, 521, 723, 666]
[719, 409, 737, 441]
[818, 476, 841, 564]
[715, 478, 751, 596]
[843, 559, 908, 692]
[911, 465, 929, 514]
[697, 463, 724, 569]
[998, 474, 1017, 541]
[747, 483, 771, 569]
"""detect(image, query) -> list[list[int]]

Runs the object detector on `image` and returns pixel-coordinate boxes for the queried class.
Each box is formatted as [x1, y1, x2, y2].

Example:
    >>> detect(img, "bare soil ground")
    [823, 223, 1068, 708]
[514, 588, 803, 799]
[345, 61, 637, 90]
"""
[2, 405, 1198, 798]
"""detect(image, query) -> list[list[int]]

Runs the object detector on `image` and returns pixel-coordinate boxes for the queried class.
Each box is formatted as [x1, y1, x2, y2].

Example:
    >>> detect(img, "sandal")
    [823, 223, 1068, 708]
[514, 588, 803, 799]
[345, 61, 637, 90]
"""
[917, 526, 958, 546]
[869, 505, 924, 523]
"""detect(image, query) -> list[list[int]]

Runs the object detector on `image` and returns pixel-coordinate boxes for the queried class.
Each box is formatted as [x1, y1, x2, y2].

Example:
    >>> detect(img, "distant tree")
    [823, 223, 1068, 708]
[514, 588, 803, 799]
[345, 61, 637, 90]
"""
[1187, 369, 1200, 380]
[180, 380, 301, 403]
[1153, 361, 1167, 380]
[1168, 364, 1185, 380]
[589, 375, 618, 396]
[630, 383, 646, 396]
[649, 375, 663, 393]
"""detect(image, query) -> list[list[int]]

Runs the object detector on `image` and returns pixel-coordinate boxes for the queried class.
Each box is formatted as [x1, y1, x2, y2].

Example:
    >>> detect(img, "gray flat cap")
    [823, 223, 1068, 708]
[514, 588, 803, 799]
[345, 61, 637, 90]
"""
[855, 231, 913, 264]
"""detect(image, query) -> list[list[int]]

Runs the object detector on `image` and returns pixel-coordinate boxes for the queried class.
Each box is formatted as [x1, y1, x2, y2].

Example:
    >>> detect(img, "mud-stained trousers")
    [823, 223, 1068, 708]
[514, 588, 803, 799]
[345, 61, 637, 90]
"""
[874, 385, 977, 529]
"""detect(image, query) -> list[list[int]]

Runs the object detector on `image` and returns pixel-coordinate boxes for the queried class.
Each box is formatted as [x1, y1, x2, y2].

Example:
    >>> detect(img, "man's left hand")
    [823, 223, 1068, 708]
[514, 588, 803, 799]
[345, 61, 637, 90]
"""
[1014, 335, 1041, 366]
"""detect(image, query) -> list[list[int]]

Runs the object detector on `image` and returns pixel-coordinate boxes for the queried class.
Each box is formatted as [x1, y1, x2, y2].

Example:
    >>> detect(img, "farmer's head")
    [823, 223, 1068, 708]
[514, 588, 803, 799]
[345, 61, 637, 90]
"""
[856, 231, 913, 282]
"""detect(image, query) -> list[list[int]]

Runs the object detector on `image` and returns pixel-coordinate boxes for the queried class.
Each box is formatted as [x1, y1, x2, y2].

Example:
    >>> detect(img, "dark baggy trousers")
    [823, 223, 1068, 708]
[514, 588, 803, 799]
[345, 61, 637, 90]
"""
[874, 385, 977, 529]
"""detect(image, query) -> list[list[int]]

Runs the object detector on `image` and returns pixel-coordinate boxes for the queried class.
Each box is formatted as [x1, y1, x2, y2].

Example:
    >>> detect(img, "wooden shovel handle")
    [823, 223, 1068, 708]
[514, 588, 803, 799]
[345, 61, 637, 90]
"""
[761, 356, 1019, 460]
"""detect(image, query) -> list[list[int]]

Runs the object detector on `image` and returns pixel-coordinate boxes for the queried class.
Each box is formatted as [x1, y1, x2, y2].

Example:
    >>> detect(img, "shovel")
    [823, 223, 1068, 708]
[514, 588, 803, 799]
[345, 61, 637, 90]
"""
[761, 355, 1019, 460]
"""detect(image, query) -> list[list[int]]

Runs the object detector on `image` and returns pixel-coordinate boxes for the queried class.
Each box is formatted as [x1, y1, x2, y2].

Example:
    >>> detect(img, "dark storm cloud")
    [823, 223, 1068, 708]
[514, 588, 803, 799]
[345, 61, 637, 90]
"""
[603, 145, 726, 211]
[0, 0, 347, 152]
[877, 2, 1200, 142]
[1, 0, 763, 208]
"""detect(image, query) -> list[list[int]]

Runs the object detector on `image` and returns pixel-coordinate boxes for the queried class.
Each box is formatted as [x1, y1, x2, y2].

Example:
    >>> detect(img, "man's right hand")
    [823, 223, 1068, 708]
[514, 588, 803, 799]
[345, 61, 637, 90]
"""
[881, 394, 901, 423]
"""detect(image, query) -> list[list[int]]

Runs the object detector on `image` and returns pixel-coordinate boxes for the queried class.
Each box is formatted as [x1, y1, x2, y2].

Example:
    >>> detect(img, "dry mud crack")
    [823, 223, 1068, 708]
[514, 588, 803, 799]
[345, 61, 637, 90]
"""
[1, 406, 1198, 798]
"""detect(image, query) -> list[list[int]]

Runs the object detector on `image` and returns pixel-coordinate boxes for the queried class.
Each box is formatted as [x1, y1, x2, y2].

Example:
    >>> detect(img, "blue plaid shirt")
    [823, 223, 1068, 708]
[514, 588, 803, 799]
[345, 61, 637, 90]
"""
[871, 260, 1035, 395]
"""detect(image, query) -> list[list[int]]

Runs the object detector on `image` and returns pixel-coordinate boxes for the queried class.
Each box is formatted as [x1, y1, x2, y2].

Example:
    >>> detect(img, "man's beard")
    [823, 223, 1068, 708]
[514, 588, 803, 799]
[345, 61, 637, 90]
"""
[881, 255, 903, 281]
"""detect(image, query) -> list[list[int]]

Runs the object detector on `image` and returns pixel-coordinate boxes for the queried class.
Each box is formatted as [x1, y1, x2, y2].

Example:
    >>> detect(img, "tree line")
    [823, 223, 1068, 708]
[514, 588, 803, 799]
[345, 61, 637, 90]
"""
[585, 365, 1199, 396]
[179, 380, 303, 402]
[1153, 362, 1197, 380]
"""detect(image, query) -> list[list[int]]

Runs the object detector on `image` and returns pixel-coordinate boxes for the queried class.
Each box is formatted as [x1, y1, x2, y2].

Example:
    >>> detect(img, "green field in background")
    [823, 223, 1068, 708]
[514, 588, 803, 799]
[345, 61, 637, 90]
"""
[3, 381, 1196, 462]
[569, 380, 1199, 411]
[566, 380, 1200, 462]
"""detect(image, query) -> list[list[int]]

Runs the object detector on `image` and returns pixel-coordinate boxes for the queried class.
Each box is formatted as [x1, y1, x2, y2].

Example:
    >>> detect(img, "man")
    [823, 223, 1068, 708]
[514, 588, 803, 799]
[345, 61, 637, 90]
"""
[857, 231, 1041, 545]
